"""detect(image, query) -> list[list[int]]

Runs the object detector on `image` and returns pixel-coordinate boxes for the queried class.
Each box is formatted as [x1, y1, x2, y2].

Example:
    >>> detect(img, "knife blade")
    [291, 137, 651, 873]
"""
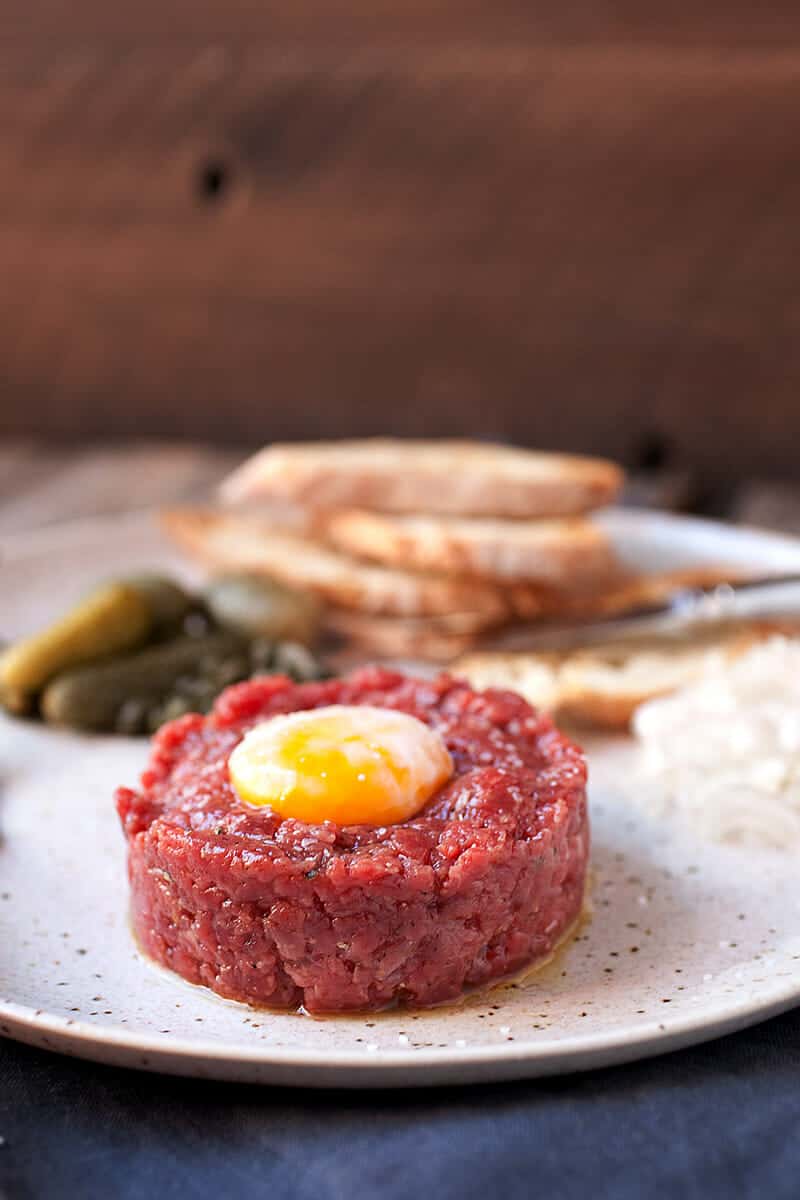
[491, 574, 800, 652]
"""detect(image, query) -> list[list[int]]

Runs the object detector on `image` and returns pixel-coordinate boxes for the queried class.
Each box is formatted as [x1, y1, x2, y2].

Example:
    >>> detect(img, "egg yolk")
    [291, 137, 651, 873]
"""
[228, 704, 453, 826]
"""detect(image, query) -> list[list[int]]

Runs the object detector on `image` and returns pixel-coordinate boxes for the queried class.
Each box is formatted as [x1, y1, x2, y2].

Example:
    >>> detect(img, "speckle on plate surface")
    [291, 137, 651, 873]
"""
[3, 712, 799, 1086]
[2, 509, 800, 1087]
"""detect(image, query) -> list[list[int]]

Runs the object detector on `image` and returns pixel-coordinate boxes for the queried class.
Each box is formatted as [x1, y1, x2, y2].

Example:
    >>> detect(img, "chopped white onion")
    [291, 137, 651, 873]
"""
[632, 637, 800, 850]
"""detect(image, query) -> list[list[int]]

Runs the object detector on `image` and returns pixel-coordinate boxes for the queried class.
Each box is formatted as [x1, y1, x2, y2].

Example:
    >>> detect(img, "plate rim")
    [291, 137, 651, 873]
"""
[3, 506, 800, 1085]
[4, 972, 800, 1087]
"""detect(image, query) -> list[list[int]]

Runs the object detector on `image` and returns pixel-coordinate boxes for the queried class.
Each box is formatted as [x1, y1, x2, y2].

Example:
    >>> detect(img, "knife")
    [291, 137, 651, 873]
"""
[491, 574, 800, 652]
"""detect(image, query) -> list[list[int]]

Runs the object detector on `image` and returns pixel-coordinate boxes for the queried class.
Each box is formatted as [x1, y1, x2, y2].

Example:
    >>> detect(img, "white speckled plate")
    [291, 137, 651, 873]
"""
[2, 509, 800, 1087]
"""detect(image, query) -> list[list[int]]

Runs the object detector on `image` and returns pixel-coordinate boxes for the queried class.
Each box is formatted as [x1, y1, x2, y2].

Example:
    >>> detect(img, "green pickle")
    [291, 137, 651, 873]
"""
[0, 582, 152, 704]
[2, 567, 329, 735]
[41, 633, 245, 732]
[122, 574, 194, 635]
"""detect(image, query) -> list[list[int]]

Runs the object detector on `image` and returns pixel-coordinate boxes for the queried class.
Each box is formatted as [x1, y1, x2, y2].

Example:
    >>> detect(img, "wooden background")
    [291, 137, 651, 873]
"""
[3, 4, 800, 485]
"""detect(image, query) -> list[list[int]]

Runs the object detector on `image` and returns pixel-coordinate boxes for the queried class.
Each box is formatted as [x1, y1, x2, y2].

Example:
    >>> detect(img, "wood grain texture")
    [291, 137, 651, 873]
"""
[2, 37, 800, 483]
[0, 441, 239, 534]
[5, 442, 798, 541]
[5, 2, 800, 45]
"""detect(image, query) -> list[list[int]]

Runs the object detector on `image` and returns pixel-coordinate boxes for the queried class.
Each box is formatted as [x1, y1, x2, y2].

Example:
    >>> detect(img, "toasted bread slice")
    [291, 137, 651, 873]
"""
[456, 624, 780, 730]
[454, 652, 565, 712]
[323, 610, 481, 662]
[162, 508, 508, 624]
[504, 564, 748, 623]
[557, 634, 761, 728]
[220, 440, 624, 518]
[322, 510, 619, 587]
[557, 565, 748, 618]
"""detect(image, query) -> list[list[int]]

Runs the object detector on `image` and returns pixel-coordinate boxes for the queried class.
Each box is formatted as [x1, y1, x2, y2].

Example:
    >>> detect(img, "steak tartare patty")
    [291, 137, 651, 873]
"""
[116, 667, 589, 1012]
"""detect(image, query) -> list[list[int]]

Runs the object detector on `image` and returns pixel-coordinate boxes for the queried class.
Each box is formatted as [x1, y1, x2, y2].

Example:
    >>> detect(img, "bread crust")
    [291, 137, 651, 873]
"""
[456, 625, 781, 730]
[503, 564, 748, 623]
[220, 440, 623, 518]
[162, 508, 509, 623]
[323, 610, 481, 662]
[323, 510, 618, 587]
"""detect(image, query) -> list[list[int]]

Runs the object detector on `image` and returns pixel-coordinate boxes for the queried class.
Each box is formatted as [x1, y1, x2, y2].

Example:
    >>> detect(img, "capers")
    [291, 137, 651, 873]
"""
[212, 655, 252, 688]
[145, 703, 167, 735]
[115, 698, 150, 737]
[182, 611, 213, 639]
[2, 569, 330, 736]
[41, 634, 244, 731]
[248, 637, 277, 672]
[203, 574, 321, 646]
[159, 695, 195, 724]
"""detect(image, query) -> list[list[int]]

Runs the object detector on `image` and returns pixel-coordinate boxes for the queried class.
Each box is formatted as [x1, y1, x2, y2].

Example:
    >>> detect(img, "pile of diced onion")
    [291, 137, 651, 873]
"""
[633, 637, 800, 850]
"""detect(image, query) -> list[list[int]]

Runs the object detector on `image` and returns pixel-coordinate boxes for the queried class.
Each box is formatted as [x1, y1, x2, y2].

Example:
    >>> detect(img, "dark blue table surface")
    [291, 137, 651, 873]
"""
[2, 1007, 799, 1200]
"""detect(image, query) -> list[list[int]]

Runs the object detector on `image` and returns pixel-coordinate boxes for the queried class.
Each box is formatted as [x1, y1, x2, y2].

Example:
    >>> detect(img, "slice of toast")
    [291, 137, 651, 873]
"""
[456, 624, 782, 730]
[505, 564, 748, 623]
[323, 610, 482, 662]
[162, 508, 509, 624]
[556, 634, 760, 728]
[453, 651, 565, 712]
[556, 565, 749, 618]
[220, 440, 624, 518]
[322, 510, 619, 587]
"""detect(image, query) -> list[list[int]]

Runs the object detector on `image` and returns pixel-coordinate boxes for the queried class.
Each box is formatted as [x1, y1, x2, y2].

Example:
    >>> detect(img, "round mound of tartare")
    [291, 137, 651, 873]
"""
[116, 667, 589, 1013]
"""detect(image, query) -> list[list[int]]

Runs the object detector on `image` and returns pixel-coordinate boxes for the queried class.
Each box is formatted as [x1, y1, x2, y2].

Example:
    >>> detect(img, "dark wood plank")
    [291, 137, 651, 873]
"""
[1, 44, 800, 483]
[5, 2, 800, 46]
[733, 482, 800, 536]
[0, 442, 238, 534]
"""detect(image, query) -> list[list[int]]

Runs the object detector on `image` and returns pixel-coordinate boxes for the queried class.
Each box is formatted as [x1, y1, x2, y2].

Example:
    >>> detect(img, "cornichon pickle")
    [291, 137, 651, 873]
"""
[204, 574, 321, 646]
[114, 697, 149, 737]
[0, 682, 35, 716]
[0, 582, 152, 703]
[41, 633, 244, 731]
[121, 573, 194, 635]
